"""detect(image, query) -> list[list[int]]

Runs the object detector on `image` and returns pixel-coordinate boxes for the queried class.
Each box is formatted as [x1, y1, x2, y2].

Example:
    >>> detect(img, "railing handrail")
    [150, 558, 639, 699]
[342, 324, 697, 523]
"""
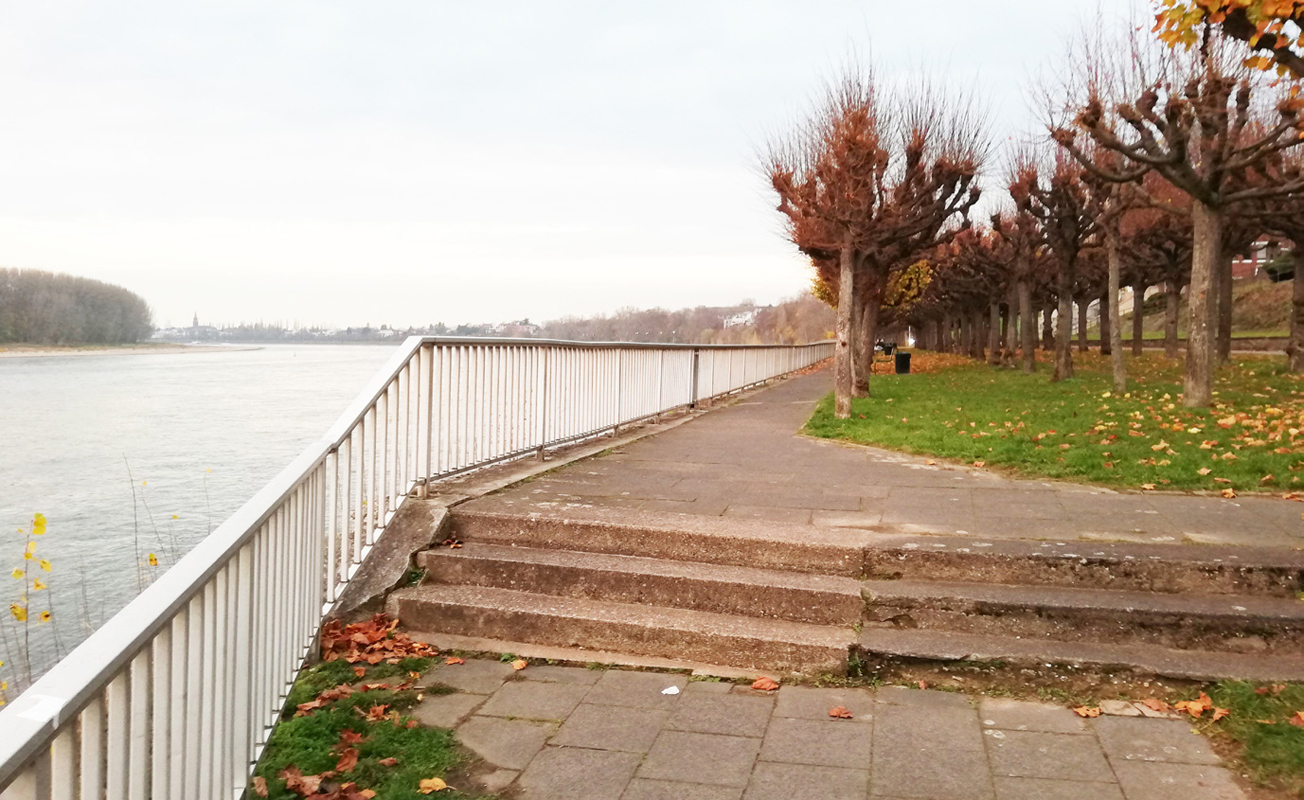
[0, 335, 834, 794]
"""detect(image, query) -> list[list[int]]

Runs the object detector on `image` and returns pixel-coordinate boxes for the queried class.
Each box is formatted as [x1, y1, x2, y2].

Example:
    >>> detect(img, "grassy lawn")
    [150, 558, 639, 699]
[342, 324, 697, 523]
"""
[807, 350, 1304, 493]
[255, 658, 495, 800]
[1204, 682, 1304, 797]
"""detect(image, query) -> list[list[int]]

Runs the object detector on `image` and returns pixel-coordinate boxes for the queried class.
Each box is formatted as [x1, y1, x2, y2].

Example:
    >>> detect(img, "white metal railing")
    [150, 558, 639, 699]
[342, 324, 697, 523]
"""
[0, 336, 832, 799]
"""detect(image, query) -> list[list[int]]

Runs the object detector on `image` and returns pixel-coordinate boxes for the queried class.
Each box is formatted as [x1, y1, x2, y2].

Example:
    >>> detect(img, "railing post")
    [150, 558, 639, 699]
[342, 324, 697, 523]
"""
[613, 348, 624, 435]
[689, 349, 700, 409]
[536, 346, 550, 460]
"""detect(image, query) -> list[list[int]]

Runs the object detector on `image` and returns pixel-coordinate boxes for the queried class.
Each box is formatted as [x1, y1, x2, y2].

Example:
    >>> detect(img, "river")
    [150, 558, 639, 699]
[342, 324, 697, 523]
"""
[0, 343, 397, 692]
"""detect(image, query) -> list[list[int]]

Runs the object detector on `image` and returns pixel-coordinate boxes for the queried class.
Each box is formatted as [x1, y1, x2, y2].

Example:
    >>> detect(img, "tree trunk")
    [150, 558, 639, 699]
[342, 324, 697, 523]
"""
[852, 287, 869, 398]
[1217, 251, 1233, 364]
[1042, 303, 1055, 350]
[1053, 265, 1075, 382]
[1005, 286, 1018, 367]
[1107, 228, 1126, 393]
[1018, 280, 1036, 373]
[1077, 299, 1089, 353]
[1099, 291, 1112, 355]
[988, 302, 1001, 366]
[1131, 283, 1146, 357]
[834, 241, 854, 419]
[1164, 281, 1180, 359]
[863, 301, 879, 393]
[1290, 255, 1304, 373]
[1184, 202, 1220, 408]
[972, 310, 985, 360]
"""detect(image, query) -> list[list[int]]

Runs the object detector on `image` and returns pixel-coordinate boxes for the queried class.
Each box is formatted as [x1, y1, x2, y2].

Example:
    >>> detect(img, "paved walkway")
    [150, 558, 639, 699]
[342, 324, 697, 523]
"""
[413, 658, 1247, 800]
[470, 368, 1301, 549]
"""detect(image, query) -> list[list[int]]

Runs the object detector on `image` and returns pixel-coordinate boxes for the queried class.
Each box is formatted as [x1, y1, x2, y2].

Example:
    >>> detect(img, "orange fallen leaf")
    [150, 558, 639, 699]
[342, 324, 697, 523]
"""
[1221, 488, 1237, 499]
[444, 657, 465, 666]
[365, 705, 390, 722]
[279, 766, 323, 796]
[828, 706, 854, 719]
[339, 729, 364, 745]
[917, 680, 928, 690]
[1072, 706, 1101, 718]
[511, 659, 528, 671]
[1141, 483, 1157, 491]
[335, 747, 359, 774]
[378, 757, 399, 767]
[1197, 467, 1212, 476]
[353, 666, 367, 678]
[1254, 685, 1285, 696]
[1289, 711, 1304, 728]
[359, 790, 377, 799]
[972, 460, 986, 468]
[1141, 698, 1170, 712]
[1174, 692, 1214, 718]
[1261, 474, 1276, 485]
[1211, 707, 1231, 722]
[751, 676, 780, 692]
[251, 776, 269, 798]
[418, 777, 450, 793]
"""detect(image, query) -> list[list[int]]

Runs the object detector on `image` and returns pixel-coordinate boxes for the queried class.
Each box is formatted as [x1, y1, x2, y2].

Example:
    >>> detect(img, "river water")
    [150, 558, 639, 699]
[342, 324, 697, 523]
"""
[0, 344, 397, 691]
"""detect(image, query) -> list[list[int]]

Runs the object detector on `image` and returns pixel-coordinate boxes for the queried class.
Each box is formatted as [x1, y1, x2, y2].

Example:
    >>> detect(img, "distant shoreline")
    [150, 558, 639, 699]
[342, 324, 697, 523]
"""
[0, 343, 264, 359]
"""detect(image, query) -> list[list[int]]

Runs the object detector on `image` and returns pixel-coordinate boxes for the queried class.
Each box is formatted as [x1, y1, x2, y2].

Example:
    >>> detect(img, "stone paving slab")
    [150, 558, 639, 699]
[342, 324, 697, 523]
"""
[413, 659, 1249, 800]
[458, 368, 1302, 549]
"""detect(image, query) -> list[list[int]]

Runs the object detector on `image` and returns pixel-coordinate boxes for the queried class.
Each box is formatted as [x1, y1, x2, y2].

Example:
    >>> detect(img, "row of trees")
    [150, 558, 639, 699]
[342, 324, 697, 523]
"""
[537, 294, 833, 345]
[0, 269, 153, 345]
[770, 11, 1304, 417]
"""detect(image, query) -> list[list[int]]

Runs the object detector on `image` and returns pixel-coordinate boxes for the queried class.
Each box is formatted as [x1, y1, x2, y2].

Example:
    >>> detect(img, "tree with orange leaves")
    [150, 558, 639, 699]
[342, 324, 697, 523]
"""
[768, 68, 985, 417]
[1153, 1, 1304, 79]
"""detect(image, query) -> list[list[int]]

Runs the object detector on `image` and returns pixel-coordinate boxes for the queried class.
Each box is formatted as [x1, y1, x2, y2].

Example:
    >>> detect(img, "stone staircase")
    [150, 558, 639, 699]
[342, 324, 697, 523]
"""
[387, 506, 1304, 682]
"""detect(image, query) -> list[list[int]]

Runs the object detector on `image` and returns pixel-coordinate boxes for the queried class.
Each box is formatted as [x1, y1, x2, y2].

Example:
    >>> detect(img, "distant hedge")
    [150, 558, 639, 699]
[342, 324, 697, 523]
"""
[0, 268, 153, 345]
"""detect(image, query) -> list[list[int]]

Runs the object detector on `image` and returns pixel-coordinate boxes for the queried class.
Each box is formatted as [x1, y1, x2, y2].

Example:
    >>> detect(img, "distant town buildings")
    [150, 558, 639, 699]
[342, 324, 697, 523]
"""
[1231, 238, 1286, 279]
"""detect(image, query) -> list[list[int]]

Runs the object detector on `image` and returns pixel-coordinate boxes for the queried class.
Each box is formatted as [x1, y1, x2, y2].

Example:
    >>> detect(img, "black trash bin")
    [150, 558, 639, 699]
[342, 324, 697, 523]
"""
[894, 351, 911, 374]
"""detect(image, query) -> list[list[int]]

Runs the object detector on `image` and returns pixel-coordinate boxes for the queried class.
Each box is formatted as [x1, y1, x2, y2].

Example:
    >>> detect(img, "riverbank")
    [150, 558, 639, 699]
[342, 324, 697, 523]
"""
[0, 343, 263, 359]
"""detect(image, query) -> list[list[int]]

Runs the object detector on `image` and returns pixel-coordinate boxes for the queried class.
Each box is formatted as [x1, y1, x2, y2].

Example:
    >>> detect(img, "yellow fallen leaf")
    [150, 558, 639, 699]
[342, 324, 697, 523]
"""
[418, 777, 449, 793]
[1141, 483, 1157, 491]
[1221, 488, 1237, 499]
[1197, 468, 1212, 476]
[1072, 706, 1101, 718]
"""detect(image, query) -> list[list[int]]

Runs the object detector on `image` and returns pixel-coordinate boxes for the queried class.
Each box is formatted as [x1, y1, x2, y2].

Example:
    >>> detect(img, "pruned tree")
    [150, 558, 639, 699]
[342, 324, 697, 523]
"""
[1010, 148, 1099, 382]
[991, 207, 1047, 373]
[768, 69, 985, 417]
[1054, 34, 1304, 406]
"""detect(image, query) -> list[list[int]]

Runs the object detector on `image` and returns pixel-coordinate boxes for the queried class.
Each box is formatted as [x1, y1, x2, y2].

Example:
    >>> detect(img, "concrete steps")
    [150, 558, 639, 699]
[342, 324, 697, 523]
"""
[855, 628, 1304, 683]
[390, 505, 1304, 680]
[863, 579, 1304, 656]
[418, 543, 863, 626]
[387, 584, 851, 675]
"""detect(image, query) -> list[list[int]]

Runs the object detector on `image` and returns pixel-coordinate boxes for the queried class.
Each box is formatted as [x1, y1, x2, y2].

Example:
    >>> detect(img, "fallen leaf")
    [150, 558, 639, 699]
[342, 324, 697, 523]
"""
[335, 747, 359, 774]
[1254, 685, 1285, 696]
[1141, 483, 1157, 491]
[972, 460, 986, 468]
[1261, 474, 1275, 485]
[1197, 467, 1212, 476]
[1221, 488, 1237, 499]
[418, 777, 450, 794]
[378, 757, 399, 767]
[279, 766, 323, 797]
[1174, 693, 1214, 718]
[251, 776, 269, 798]
[1213, 477, 1233, 484]
[365, 705, 390, 722]
[751, 676, 780, 692]
[1141, 698, 1170, 712]
[828, 706, 854, 719]
[917, 680, 928, 690]
[359, 790, 377, 799]
[1211, 707, 1231, 722]
[1072, 706, 1101, 718]
[338, 730, 364, 745]
[353, 666, 367, 678]
[444, 657, 465, 666]
[511, 659, 528, 671]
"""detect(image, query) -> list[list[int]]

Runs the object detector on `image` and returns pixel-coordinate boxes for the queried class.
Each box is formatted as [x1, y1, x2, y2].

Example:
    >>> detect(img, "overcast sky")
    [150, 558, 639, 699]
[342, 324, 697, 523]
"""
[0, 1, 1140, 329]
